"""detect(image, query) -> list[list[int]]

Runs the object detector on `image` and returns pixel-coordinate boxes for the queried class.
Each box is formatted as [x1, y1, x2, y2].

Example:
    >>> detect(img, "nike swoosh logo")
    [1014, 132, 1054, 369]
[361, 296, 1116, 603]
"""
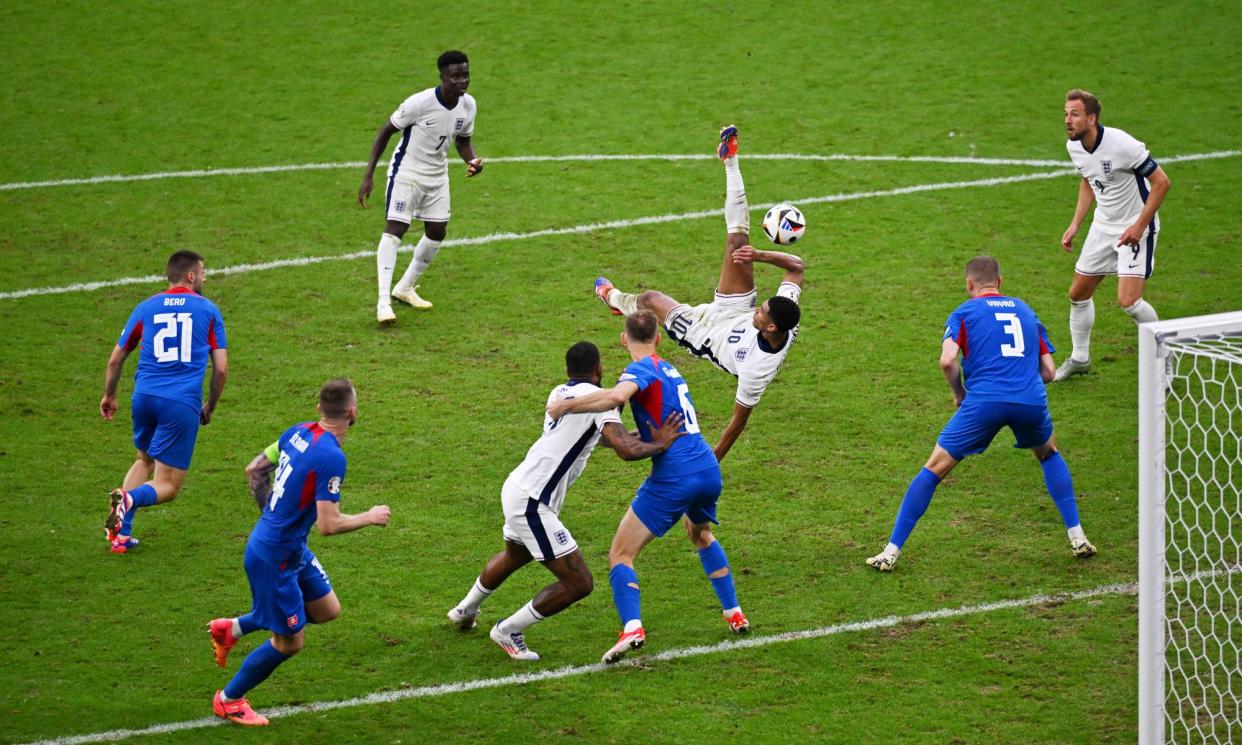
[1128, 263, 1140, 268]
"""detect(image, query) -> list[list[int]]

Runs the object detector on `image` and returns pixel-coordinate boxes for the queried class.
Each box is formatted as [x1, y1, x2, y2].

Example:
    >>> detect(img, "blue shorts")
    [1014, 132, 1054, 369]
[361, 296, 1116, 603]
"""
[131, 393, 200, 470]
[244, 544, 332, 635]
[937, 400, 1054, 461]
[631, 467, 724, 537]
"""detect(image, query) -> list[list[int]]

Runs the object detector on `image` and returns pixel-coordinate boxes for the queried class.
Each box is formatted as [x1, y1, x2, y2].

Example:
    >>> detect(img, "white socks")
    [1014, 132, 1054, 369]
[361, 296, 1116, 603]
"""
[723, 156, 749, 234]
[376, 233, 400, 304]
[1123, 298, 1158, 324]
[1068, 298, 1095, 363]
[459, 577, 493, 615]
[607, 288, 639, 316]
[395, 236, 443, 293]
[884, 542, 901, 558]
[1067, 525, 1086, 542]
[497, 600, 544, 635]
[231, 618, 243, 638]
[623, 619, 643, 633]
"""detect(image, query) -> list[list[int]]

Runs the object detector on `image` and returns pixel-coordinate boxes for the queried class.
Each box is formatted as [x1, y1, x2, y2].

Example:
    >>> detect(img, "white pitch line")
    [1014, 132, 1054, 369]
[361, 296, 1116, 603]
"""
[0, 169, 1071, 302]
[2, 148, 1237, 193]
[17, 579, 1143, 745]
[0, 153, 1062, 192]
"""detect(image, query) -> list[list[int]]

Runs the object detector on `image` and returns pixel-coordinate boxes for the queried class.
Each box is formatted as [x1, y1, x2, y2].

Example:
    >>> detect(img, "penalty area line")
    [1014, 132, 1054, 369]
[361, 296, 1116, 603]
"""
[19, 579, 1144, 745]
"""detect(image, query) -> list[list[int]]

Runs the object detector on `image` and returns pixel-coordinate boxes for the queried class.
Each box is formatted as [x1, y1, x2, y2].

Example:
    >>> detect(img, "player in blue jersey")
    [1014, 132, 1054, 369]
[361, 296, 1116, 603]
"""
[865, 256, 1098, 572]
[547, 311, 747, 664]
[207, 379, 391, 726]
[100, 250, 228, 553]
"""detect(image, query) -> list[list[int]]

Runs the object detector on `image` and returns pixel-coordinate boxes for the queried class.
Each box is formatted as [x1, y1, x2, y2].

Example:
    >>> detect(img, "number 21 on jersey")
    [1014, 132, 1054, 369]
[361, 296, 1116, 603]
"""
[152, 312, 193, 363]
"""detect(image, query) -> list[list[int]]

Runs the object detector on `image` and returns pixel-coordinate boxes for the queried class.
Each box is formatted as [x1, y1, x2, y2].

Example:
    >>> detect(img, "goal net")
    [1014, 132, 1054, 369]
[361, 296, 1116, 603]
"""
[1138, 311, 1242, 744]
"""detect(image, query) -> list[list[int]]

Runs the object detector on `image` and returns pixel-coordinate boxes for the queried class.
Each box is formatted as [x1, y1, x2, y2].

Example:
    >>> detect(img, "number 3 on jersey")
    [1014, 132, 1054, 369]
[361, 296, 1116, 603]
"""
[675, 383, 702, 434]
[994, 312, 1025, 357]
[153, 312, 193, 363]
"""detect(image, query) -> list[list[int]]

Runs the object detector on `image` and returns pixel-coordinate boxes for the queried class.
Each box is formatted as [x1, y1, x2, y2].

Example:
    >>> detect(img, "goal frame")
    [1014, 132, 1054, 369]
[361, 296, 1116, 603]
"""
[1137, 310, 1242, 745]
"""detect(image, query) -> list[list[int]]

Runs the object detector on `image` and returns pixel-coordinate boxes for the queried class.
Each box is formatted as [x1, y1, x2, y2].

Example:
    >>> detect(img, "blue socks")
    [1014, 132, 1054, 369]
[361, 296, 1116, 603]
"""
[120, 484, 158, 536]
[888, 468, 941, 549]
[237, 613, 260, 636]
[608, 564, 642, 627]
[1040, 452, 1080, 528]
[697, 541, 739, 610]
[223, 640, 291, 700]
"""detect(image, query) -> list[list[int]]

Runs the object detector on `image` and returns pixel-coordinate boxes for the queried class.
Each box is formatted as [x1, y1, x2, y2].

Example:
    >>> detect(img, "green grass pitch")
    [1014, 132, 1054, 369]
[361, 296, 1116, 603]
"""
[1, 1, 1240, 743]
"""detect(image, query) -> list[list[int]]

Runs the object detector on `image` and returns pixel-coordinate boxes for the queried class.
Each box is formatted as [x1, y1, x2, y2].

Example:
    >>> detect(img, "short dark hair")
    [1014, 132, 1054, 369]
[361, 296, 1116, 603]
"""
[319, 378, 356, 420]
[166, 250, 204, 283]
[966, 255, 1002, 285]
[565, 341, 600, 378]
[438, 50, 468, 70]
[766, 296, 801, 333]
[1065, 88, 1101, 118]
[625, 310, 659, 344]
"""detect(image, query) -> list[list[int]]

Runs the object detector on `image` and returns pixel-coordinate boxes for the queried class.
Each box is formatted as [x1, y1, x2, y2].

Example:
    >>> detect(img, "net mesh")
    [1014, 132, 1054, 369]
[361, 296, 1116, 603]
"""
[1162, 333, 1242, 743]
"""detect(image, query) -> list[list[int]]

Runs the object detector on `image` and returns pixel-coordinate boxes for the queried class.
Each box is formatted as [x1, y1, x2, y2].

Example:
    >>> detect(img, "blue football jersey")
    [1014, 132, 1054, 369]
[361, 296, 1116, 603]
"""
[943, 293, 1054, 406]
[248, 422, 346, 563]
[619, 355, 719, 479]
[117, 286, 227, 409]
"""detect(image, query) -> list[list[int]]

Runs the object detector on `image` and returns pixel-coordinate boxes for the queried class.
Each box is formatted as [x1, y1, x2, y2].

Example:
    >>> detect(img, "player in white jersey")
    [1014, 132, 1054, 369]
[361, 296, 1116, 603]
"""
[1054, 89, 1171, 381]
[595, 126, 804, 461]
[357, 50, 484, 324]
[447, 341, 685, 660]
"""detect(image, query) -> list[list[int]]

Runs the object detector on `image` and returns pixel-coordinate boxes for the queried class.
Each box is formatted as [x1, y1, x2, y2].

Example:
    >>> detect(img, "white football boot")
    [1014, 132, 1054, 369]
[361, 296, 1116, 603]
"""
[1053, 358, 1090, 382]
[447, 606, 480, 630]
[392, 285, 432, 309]
[489, 623, 540, 661]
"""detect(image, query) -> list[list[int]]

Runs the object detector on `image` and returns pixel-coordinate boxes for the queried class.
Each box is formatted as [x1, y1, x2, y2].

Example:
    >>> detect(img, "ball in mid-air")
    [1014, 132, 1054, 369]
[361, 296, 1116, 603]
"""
[761, 203, 806, 245]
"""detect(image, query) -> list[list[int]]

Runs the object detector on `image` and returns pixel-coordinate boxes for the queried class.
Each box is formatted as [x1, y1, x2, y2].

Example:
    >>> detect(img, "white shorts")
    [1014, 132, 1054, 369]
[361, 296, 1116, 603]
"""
[500, 478, 578, 562]
[385, 175, 450, 224]
[1075, 222, 1157, 279]
[663, 289, 754, 373]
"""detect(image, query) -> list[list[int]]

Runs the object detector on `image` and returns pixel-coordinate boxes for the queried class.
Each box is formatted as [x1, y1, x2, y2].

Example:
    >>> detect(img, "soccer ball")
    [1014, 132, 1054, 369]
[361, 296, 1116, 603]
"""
[761, 203, 806, 245]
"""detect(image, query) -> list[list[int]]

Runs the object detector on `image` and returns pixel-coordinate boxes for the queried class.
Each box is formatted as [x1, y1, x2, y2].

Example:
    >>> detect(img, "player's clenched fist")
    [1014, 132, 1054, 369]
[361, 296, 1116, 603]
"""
[466, 158, 484, 177]
[100, 395, 117, 421]
[369, 505, 392, 527]
[1061, 225, 1078, 252]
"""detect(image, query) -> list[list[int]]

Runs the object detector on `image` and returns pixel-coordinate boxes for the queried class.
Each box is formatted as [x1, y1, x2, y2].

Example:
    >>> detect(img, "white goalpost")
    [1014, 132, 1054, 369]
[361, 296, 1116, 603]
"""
[1138, 311, 1242, 744]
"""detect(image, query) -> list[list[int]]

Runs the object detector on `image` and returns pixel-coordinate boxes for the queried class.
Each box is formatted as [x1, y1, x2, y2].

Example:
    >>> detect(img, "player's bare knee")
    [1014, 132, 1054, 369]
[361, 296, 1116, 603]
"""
[272, 633, 304, 656]
[1118, 291, 1144, 309]
[424, 222, 447, 241]
[636, 290, 663, 310]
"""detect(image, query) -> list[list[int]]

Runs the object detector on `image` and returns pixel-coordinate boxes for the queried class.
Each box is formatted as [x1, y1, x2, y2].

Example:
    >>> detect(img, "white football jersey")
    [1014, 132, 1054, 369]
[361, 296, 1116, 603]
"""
[505, 382, 622, 514]
[1067, 125, 1160, 231]
[388, 87, 477, 182]
[726, 282, 801, 407]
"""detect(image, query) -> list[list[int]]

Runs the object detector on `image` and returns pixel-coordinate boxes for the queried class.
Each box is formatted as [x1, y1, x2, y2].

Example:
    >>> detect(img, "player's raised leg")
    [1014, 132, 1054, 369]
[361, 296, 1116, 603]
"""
[106, 457, 188, 553]
[602, 507, 656, 664]
[594, 277, 684, 327]
[1031, 437, 1097, 557]
[450, 539, 534, 630]
[866, 446, 959, 571]
[1055, 272, 1104, 381]
[716, 124, 755, 298]
[491, 550, 593, 661]
[208, 613, 262, 668]
[685, 517, 747, 633]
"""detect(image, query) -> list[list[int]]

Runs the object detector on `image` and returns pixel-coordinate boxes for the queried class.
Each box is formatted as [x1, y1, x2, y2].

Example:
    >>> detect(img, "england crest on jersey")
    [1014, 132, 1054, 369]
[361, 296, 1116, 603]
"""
[1101, 160, 1113, 176]
[454, 118, 465, 132]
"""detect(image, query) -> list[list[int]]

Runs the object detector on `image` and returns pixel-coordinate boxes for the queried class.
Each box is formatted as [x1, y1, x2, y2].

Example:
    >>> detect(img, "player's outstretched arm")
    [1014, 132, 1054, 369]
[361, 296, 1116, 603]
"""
[246, 445, 278, 511]
[1062, 178, 1095, 251]
[358, 120, 400, 207]
[100, 344, 132, 421]
[547, 382, 639, 420]
[599, 414, 686, 461]
[316, 500, 391, 536]
[732, 245, 805, 287]
[1117, 166, 1170, 247]
[201, 348, 227, 425]
[713, 401, 753, 462]
[940, 339, 966, 407]
[455, 135, 483, 176]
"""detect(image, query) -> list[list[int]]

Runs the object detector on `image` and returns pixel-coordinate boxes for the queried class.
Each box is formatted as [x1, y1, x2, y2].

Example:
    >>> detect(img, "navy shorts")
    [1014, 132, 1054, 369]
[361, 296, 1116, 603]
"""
[131, 393, 200, 470]
[631, 467, 724, 537]
[244, 544, 332, 635]
[937, 400, 1053, 461]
